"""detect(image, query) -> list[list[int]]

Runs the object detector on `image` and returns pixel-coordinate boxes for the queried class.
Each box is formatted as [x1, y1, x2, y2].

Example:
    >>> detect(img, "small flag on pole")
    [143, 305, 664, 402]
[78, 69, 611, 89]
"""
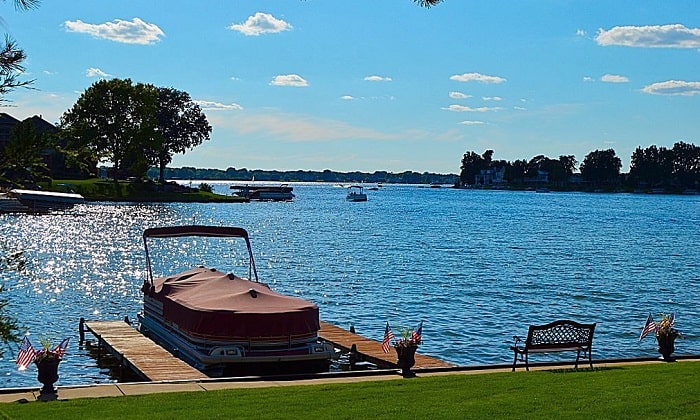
[639, 313, 657, 341]
[382, 322, 395, 353]
[411, 321, 423, 343]
[52, 337, 70, 358]
[16, 336, 36, 370]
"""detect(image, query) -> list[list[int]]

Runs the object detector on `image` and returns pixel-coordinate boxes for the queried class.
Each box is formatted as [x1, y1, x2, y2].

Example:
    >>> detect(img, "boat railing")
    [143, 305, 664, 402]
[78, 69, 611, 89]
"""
[143, 225, 259, 287]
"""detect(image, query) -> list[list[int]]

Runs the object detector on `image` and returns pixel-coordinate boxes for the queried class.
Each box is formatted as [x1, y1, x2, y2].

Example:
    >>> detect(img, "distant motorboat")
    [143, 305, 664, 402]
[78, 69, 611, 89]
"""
[9, 189, 84, 211]
[346, 185, 367, 202]
[230, 184, 294, 201]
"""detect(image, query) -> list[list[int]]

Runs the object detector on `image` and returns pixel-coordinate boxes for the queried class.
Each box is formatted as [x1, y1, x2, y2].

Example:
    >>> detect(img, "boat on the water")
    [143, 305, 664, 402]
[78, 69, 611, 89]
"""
[346, 185, 367, 202]
[0, 192, 30, 213]
[138, 225, 334, 376]
[230, 184, 294, 201]
[5, 189, 84, 212]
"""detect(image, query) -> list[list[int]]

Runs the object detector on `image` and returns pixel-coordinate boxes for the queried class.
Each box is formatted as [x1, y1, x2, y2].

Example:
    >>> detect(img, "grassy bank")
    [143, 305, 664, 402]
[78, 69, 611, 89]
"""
[42, 178, 246, 203]
[3, 362, 699, 419]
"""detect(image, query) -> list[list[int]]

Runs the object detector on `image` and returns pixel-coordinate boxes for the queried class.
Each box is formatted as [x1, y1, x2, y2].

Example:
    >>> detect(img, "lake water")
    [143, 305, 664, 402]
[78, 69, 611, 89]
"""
[0, 182, 698, 388]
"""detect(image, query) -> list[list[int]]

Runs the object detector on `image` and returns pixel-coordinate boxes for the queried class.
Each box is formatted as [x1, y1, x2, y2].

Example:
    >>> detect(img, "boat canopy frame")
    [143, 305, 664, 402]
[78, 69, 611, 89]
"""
[143, 225, 259, 287]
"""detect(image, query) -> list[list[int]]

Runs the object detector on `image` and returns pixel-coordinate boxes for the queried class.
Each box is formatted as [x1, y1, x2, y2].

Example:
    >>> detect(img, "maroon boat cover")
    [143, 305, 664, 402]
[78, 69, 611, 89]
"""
[150, 267, 319, 339]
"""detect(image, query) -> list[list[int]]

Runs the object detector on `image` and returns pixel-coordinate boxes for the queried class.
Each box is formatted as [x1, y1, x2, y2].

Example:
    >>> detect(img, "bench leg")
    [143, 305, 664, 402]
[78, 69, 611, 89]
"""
[525, 353, 529, 372]
[575, 350, 581, 369]
[588, 349, 593, 369]
[512, 350, 518, 372]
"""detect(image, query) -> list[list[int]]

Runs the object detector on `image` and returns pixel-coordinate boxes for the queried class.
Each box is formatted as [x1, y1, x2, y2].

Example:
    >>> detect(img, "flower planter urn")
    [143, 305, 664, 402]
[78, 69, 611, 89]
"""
[656, 334, 676, 361]
[395, 345, 418, 377]
[35, 358, 60, 395]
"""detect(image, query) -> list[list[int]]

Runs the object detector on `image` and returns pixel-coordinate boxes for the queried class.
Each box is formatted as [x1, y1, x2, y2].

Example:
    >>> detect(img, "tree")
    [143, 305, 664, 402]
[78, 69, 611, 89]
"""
[558, 155, 578, 178]
[60, 78, 158, 182]
[414, 0, 443, 7]
[671, 141, 700, 189]
[580, 148, 622, 186]
[150, 87, 211, 183]
[0, 119, 50, 186]
[629, 145, 673, 187]
[459, 151, 485, 185]
[505, 159, 527, 184]
[0, 1, 39, 100]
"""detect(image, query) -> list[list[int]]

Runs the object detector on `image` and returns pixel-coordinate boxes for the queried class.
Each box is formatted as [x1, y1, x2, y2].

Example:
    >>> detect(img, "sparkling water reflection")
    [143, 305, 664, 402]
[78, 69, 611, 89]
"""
[0, 183, 698, 387]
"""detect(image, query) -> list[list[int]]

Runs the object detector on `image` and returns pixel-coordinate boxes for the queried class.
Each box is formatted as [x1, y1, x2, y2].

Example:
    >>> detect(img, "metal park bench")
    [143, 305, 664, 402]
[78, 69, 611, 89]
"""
[510, 320, 596, 371]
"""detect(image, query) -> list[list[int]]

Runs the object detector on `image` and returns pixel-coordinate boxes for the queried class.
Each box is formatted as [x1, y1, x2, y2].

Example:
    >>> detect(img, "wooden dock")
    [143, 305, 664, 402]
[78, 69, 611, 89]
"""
[318, 321, 455, 369]
[80, 319, 454, 382]
[81, 320, 206, 382]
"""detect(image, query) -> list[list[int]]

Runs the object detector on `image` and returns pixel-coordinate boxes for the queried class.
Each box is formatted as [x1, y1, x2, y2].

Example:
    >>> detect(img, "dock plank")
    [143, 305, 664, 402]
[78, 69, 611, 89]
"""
[318, 321, 454, 369]
[84, 321, 206, 382]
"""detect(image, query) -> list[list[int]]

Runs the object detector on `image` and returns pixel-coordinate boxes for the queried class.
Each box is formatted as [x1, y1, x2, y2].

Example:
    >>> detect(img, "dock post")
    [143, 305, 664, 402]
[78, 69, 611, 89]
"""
[349, 344, 358, 370]
[79, 317, 85, 343]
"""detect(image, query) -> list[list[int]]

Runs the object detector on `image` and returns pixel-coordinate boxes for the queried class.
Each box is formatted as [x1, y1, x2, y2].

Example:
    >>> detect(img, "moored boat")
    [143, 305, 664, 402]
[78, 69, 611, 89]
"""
[138, 225, 334, 376]
[0, 192, 30, 213]
[346, 185, 367, 202]
[10, 189, 84, 211]
[230, 184, 294, 201]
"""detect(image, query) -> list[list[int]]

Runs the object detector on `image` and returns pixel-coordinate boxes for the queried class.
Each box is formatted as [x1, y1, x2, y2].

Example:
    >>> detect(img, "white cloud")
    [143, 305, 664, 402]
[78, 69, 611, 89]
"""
[229, 112, 398, 142]
[482, 96, 503, 101]
[340, 95, 355, 100]
[513, 106, 527, 111]
[595, 24, 700, 48]
[194, 100, 243, 111]
[442, 104, 502, 112]
[64, 18, 164, 45]
[641, 80, 700, 96]
[228, 12, 292, 36]
[458, 120, 485, 125]
[270, 74, 308, 87]
[601, 74, 629, 83]
[450, 72, 506, 84]
[86, 67, 111, 78]
[583, 76, 595, 82]
[449, 91, 471, 99]
[576, 29, 586, 37]
[364, 75, 392, 82]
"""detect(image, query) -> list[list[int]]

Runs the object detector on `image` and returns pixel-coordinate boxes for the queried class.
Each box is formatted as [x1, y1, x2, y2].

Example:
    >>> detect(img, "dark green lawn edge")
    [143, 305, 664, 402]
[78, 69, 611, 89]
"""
[2, 362, 699, 419]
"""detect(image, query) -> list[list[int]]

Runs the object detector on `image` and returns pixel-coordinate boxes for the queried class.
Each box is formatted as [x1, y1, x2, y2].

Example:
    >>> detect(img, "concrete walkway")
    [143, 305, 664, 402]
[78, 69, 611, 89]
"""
[1, 356, 697, 403]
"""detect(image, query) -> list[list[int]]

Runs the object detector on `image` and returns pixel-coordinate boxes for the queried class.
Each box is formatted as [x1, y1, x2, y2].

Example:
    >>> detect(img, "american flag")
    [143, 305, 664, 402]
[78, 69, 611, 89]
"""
[52, 337, 70, 358]
[16, 336, 36, 369]
[381, 322, 395, 353]
[639, 313, 657, 341]
[411, 321, 423, 343]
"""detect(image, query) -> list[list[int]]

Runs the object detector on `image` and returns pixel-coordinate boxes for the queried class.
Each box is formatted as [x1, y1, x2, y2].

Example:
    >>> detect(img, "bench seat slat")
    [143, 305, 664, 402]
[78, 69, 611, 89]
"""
[526, 346, 585, 353]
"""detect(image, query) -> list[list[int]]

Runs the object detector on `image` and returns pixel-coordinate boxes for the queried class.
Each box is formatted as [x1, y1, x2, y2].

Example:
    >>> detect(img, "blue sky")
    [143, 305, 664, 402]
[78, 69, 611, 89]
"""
[2, 0, 699, 173]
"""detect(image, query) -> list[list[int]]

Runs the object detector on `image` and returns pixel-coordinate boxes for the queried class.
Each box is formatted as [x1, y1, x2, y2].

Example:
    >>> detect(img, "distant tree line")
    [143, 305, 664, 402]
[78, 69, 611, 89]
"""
[460, 142, 700, 192]
[148, 167, 458, 185]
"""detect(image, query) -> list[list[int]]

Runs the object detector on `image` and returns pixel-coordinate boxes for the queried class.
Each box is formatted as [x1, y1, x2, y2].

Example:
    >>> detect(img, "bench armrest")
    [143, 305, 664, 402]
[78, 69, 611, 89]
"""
[512, 335, 523, 347]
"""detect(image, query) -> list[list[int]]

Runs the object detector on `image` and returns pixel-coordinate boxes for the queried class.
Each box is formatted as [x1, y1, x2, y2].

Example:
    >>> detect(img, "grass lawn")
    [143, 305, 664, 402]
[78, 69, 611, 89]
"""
[2, 362, 699, 419]
[42, 178, 246, 203]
